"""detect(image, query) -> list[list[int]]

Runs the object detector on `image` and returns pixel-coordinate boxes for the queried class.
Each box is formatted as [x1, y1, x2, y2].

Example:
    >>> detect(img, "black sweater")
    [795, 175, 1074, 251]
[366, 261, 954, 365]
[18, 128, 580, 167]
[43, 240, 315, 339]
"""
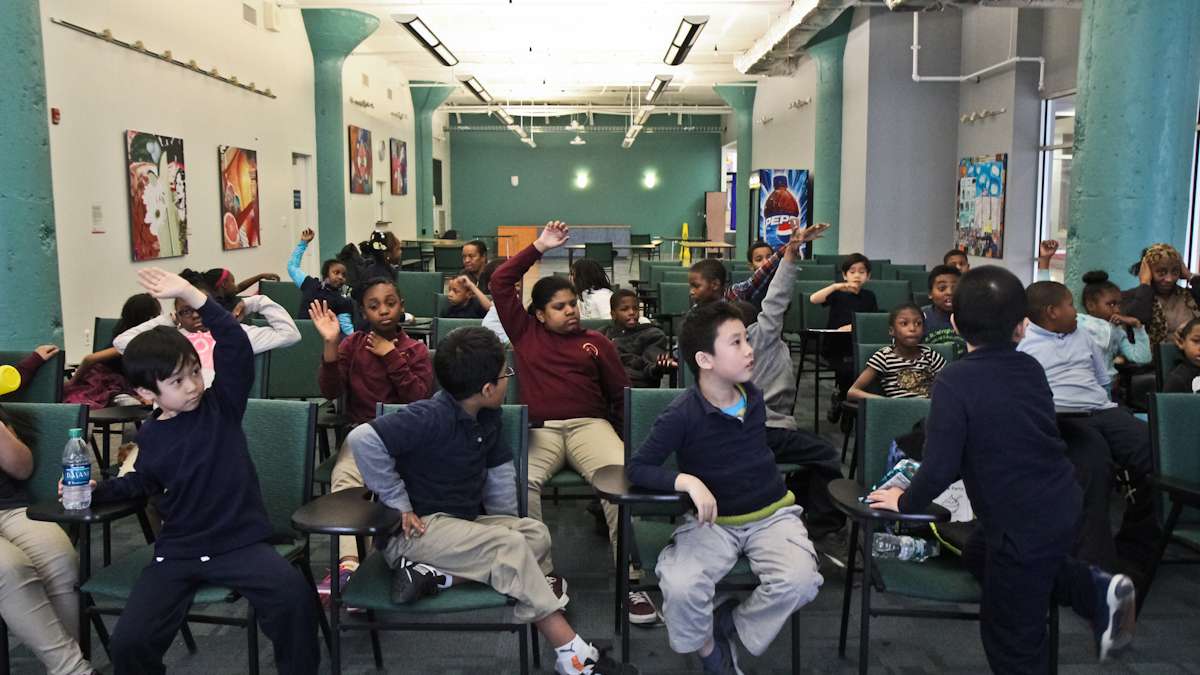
[93, 299, 272, 558]
[899, 345, 1081, 546]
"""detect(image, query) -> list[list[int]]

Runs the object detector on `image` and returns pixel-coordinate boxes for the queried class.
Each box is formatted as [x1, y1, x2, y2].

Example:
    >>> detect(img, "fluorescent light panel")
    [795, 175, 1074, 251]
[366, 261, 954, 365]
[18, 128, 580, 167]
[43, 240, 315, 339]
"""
[664, 16, 708, 66]
[393, 14, 459, 67]
[460, 76, 493, 103]
[645, 74, 673, 103]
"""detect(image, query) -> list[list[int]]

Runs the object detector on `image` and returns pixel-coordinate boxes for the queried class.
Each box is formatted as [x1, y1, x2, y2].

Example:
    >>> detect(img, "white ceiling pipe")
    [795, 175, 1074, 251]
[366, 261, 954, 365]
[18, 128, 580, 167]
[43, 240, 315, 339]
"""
[911, 11, 1044, 91]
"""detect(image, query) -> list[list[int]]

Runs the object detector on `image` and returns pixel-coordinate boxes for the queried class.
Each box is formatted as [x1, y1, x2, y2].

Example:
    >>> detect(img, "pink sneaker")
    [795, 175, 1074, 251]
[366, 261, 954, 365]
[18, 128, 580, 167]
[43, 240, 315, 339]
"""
[317, 564, 362, 613]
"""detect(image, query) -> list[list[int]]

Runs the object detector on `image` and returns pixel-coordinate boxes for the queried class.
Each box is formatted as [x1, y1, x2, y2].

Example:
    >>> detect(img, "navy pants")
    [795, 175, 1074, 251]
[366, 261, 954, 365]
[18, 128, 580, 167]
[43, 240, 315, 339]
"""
[110, 542, 321, 675]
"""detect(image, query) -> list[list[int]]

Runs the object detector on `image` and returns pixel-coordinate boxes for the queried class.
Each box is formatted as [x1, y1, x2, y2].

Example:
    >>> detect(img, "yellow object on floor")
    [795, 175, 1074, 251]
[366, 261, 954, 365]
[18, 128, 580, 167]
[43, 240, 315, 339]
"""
[680, 222, 690, 266]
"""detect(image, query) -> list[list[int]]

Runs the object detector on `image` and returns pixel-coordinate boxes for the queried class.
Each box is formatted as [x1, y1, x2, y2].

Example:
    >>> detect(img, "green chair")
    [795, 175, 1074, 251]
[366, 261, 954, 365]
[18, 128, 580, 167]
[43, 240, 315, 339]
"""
[0, 350, 65, 403]
[864, 280, 913, 313]
[788, 281, 836, 432]
[731, 269, 751, 285]
[831, 398, 1055, 675]
[659, 269, 691, 285]
[259, 280, 305, 320]
[313, 403, 539, 674]
[794, 263, 836, 281]
[872, 262, 892, 282]
[813, 254, 845, 266]
[896, 269, 931, 302]
[584, 241, 617, 278]
[655, 282, 691, 343]
[1147, 393, 1200, 596]
[612, 387, 802, 670]
[93, 317, 121, 352]
[432, 317, 484, 346]
[1155, 343, 1184, 391]
[399, 244, 425, 271]
[628, 233, 656, 272]
[433, 246, 463, 279]
[394, 271, 442, 319]
[852, 313, 891, 346]
[81, 400, 326, 672]
[580, 318, 609, 332]
[889, 264, 927, 280]
[434, 293, 451, 318]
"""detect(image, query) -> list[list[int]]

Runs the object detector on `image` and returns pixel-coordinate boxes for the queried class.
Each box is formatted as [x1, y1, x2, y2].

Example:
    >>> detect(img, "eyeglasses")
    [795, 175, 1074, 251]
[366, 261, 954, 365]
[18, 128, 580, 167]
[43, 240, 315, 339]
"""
[496, 365, 515, 380]
[177, 307, 199, 318]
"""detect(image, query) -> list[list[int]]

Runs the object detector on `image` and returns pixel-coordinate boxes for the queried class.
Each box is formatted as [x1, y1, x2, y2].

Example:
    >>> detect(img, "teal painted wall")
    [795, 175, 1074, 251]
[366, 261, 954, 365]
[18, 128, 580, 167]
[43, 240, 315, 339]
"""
[450, 115, 722, 239]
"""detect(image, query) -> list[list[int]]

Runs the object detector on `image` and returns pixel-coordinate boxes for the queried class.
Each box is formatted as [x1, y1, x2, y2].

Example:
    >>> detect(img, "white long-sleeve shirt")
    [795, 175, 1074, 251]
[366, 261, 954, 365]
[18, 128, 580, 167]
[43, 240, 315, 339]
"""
[113, 295, 300, 387]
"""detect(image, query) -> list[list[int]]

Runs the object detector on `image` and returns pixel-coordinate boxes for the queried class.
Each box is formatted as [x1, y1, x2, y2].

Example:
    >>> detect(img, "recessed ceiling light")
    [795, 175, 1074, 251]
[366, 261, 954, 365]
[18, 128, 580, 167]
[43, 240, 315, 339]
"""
[570, 135, 586, 145]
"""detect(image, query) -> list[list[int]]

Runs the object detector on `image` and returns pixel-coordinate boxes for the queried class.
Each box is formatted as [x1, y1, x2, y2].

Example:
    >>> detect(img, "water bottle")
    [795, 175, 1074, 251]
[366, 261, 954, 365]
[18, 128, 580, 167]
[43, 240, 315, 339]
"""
[872, 533, 939, 562]
[62, 428, 92, 510]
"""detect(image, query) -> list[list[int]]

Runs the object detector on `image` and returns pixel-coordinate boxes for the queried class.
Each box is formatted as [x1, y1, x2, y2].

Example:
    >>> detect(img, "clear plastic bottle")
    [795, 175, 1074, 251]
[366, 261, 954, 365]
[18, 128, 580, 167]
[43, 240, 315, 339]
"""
[61, 428, 92, 510]
[872, 533, 939, 562]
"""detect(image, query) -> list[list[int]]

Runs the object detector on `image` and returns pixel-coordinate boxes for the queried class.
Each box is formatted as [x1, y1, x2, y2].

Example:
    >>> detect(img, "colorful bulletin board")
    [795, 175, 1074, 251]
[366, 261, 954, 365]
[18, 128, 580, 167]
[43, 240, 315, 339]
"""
[954, 154, 1007, 258]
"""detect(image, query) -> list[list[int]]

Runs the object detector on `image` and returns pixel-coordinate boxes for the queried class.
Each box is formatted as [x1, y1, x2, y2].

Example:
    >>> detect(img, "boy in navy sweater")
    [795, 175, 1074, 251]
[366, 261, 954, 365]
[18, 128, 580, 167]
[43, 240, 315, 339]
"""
[349, 327, 626, 675]
[867, 266, 1136, 672]
[91, 268, 319, 675]
[627, 302, 822, 674]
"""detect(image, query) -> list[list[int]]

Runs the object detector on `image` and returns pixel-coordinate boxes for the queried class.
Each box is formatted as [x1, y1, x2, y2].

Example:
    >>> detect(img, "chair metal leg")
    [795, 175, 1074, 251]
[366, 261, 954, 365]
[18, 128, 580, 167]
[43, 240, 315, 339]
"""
[92, 610, 111, 658]
[519, 624, 530, 675]
[531, 625, 540, 669]
[367, 610, 384, 669]
[247, 604, 259, 675]
[1, 620, 9, 675]
[299, 562, 333, 653]
[858, 521, 874, 675]
[838, 521, 859, 658]
[180, 622, 198, 654]
[1048, 602, 1059, 675]
[329, 537, 342, 675]
[790, 612, 800, 675]
[1144, 499, 1183, 601]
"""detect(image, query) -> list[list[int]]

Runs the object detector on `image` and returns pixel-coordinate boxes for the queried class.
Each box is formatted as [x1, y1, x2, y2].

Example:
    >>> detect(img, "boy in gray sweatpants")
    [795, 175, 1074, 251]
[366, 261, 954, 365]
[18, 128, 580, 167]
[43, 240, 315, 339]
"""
[627, 302, 823, 674]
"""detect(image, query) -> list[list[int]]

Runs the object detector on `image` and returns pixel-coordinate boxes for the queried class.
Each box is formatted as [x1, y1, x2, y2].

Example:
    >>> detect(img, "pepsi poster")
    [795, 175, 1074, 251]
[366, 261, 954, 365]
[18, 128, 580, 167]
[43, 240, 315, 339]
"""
[756, 169, 811, 252]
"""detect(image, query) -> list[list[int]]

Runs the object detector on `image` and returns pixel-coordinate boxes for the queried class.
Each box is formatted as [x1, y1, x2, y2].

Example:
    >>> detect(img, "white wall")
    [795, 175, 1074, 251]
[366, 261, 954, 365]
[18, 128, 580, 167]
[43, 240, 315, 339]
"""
[42, 0, 316, 361]
[751, 59, 817, 172]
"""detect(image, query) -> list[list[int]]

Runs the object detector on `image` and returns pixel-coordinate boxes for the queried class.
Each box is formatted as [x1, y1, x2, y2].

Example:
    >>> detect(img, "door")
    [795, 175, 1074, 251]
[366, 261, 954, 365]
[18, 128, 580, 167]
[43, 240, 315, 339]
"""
[291, 153, 313, 276]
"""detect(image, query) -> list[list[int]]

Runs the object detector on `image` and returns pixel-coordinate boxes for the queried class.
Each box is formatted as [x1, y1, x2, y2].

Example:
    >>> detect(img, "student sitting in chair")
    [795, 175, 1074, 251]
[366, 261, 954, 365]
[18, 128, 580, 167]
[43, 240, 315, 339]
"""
[601, 289, 674, 388]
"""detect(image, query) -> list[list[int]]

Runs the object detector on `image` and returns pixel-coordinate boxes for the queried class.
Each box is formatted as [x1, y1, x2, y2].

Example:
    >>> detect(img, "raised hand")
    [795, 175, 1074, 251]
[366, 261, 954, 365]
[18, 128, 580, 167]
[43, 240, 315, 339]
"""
[795, 222, 831, 244]
[300, 228, 315, 243]
[308, 300, 341, 342]
[1038, 239, 1059, 259]
[137, 268, 207, 308]
[34, 345, 61, 361]
[366, 332, 396, 357]
[534, 220, 570, 252]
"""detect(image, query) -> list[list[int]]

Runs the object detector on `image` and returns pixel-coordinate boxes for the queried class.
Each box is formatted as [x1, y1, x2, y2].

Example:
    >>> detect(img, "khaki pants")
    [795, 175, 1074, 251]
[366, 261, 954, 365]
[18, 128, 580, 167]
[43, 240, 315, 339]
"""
[0, 508, 92, 675]
[527, 418, 623, 561]
[383, 514, 566, 623]
[331, 440, 366, 561]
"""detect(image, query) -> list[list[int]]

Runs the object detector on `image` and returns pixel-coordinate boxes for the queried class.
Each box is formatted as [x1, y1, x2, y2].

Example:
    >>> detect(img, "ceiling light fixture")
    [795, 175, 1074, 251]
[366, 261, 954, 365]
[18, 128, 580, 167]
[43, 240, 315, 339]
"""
[664, 16, 708, 66]
[494, 109, 515, 126]
[459, 75, 493, 103]
[645, 75, 673, 103]
[570, 135, 586, 146]
[393, 14, 459, 66]
[634, 107, 653, 126]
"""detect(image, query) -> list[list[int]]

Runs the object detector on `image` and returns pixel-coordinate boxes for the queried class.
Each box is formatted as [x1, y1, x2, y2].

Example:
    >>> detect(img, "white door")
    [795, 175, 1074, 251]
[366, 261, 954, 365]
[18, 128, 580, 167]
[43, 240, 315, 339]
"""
[291, 153, 314, 276]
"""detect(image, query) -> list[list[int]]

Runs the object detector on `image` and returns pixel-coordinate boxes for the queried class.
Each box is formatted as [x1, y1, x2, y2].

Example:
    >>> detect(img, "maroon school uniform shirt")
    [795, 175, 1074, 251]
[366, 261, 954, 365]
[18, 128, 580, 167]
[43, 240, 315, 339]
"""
[318, 330, 433, 424]
[491, 244, 630, 431]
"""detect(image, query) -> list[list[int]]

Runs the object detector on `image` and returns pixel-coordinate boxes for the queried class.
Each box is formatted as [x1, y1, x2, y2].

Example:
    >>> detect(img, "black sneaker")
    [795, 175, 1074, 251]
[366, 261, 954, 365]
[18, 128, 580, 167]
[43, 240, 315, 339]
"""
[710, 599, 743, 674]
[826, 390, 842, 424]
[1091, 567, 1136, 661]
[699, 635, 741, 675]
[390, 557, 441, 604]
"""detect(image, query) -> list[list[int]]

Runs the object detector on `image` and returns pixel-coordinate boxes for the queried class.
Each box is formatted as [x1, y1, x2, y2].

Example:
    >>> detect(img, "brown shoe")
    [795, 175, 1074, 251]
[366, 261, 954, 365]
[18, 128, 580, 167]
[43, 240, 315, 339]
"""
[627, 591, 660, 625]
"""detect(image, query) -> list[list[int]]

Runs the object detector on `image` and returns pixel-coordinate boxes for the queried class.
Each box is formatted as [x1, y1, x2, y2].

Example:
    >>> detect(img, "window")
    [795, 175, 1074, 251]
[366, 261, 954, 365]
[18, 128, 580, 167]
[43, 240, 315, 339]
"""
[1035, 94, 1075, 282]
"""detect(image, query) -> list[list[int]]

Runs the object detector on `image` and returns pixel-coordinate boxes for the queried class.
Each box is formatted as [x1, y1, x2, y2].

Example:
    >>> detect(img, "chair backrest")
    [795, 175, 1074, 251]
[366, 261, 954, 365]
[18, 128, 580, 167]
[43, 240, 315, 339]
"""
[889, 264, 927, 280]
[1149, 393, 1200, 523]
[1155, 342, 1184, 391]
[433, 246, 463, 275]
[794, 264, 835, 281]
[853, 313, 892, 346]
[896, 268, 932, 294]
[812, 254, 844, 266]
[657, 283, 692, 316]
[0, 403, 89, 504]
[864, 280, 913, 313]
[505, 354, 521, 404]
[0, 351, 64, 403]
[623, 387, 686, 461]
[93, 317, 121, 352]
[259, 280, 305, 320]
[660, 269, 691, 285]
[630, 234, 652, 246]
[872, 262, 892, 282]
[243, 399, 316, 538]
[251, 351, 269, 399]
[394, 271, 442, 319]
[857, 397, 931, 486]
[378, 402, 530, 515]
[434, 293, 452, 318]
[581, 318, 610, 332]
[795, 280, 831, 330]
[679, 361, 696, 389]
[432, 317, 484, 346]
[731, 270, 751, 285]
[584, 242, 615, 264]
[262, 319, 322, 399]
[639, 259, 677, 284]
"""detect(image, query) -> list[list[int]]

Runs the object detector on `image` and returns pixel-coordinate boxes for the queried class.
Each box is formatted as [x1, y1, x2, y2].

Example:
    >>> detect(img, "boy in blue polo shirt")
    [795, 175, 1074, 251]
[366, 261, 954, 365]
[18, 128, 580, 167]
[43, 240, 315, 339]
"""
[348, 327, 627, 675]
[627, 302, 822, 674]
[868, 266, 1137, 672]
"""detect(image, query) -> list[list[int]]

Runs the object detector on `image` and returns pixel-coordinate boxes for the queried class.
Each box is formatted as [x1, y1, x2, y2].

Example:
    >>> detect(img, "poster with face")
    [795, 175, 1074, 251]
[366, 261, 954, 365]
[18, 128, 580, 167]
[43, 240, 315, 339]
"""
[390, 138, 407, 196]
[349, 125, 373, 194]
[218, 146, 259, 250]
[126, 130, 188, 261]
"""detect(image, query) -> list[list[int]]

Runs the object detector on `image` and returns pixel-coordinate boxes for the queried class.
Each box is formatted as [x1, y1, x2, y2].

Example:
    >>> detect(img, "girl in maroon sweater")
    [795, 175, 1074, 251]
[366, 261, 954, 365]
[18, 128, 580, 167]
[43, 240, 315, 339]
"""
[310, 277, 433, 597]
[493, 222, 661, 624]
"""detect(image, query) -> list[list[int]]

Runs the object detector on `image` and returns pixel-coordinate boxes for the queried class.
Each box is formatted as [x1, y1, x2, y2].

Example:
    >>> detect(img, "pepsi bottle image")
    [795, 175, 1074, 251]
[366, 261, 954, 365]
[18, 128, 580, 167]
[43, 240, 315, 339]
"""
[763, 174, 799, 247]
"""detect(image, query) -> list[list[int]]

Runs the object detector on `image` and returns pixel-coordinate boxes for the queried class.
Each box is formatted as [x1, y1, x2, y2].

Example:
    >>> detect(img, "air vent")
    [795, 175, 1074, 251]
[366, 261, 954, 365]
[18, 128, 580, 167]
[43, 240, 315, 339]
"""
[242, 2, 258, 26]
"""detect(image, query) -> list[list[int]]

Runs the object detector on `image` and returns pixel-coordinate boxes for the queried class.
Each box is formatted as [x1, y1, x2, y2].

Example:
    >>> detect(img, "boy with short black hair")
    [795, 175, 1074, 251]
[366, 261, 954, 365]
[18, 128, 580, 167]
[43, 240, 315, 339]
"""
[93, 268, 319, 675]
[809, 252, 879, 419]
[923, 264, 965, 357]
[943, 249, 970, 274]
[869, 266, 1136, 672]
[442, 275, 490, 319]
[747, 241, 774, 271]
[601, 289, 675, 387]
[1018, 280, 1161, 597]
[349, 327, 626, 675]
[628, 302, 822, 674]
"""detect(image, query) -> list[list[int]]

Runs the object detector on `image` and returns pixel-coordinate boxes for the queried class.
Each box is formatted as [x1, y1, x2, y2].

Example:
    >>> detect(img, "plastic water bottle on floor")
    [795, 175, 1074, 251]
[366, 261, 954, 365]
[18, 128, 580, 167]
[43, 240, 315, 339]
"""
[872, 533, 938, 562]
[62, 428, 92, 510]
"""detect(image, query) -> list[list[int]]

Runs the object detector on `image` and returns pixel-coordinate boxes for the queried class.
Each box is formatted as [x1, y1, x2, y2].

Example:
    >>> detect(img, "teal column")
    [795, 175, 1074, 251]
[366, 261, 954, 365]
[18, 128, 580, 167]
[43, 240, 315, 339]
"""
[1067, 0, 1200, 297]
[714, 84, 756, 258]
[0, 0, 62, 346]
[410, 81, 456, 237]
[806, 11, 851, 256]
[302, 9, 379, 263]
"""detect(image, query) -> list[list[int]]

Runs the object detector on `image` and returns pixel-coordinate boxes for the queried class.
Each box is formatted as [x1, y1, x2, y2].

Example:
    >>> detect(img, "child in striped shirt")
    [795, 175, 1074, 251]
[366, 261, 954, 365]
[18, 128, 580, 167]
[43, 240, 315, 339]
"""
[848, 303, 947, 400]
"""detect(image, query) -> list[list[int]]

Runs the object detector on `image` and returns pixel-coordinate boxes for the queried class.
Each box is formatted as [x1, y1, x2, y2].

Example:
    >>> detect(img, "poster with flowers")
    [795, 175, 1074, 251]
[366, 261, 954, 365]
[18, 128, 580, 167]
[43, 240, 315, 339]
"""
[126, 130, 188, 261]
[218, 146, 260, 250]
[349, 125, 372, 194]
[389, 138, 407, 195]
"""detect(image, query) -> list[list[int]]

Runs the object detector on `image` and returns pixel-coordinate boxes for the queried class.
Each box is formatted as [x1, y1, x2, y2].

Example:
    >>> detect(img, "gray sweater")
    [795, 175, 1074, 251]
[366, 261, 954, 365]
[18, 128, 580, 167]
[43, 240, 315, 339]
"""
[748, 258, 799, 430]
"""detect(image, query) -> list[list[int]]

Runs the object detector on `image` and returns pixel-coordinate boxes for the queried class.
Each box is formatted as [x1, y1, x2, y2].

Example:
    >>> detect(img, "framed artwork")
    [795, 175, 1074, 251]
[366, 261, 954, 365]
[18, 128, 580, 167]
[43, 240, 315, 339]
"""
[954, 154, 1008, 258]
[218, 146, 260, 250]
[126, 130, 188, 261]
[756, 169, 812, 255]
[390, 138, 407, 195]
[349, 125, 372, 194]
